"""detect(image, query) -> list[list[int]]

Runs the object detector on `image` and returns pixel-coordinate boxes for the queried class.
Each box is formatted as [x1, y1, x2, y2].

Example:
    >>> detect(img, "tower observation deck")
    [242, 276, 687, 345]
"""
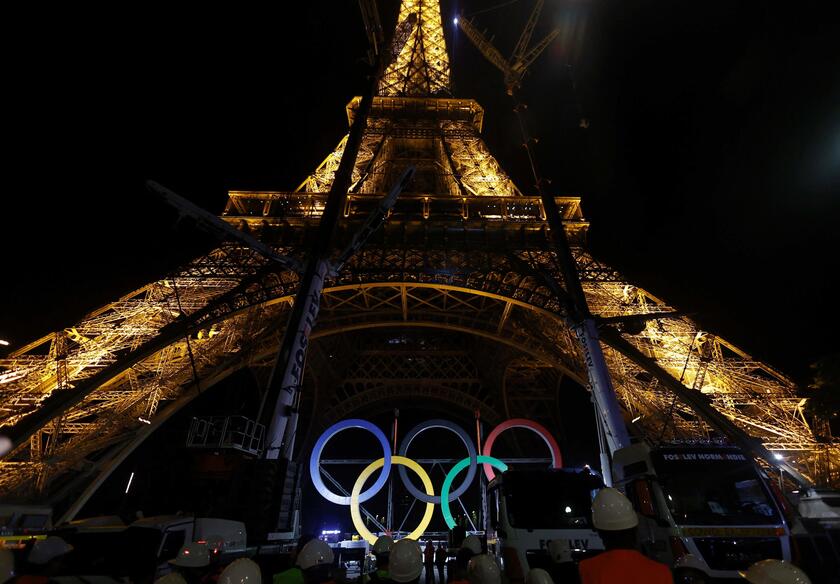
[0, 0, 837, 514]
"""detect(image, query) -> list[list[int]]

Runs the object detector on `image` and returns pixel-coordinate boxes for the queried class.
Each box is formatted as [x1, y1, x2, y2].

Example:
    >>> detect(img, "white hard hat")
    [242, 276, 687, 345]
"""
[169, 541, 211, 568]
[468, 555, 501, 584]
[218, 558, 262, 584]
[373, 535, 395, 555]
[461, 535, 481, 555]
[591, 488, 638, 531]
[389, 539, 423, 583]
[297, 539, 334, 571]
[155, 572, 188, 584]
[28, 536, 74, 565]
[1, 549, 14, 584]
[526, 568, 553, 584]
[740, 560, 812, 584]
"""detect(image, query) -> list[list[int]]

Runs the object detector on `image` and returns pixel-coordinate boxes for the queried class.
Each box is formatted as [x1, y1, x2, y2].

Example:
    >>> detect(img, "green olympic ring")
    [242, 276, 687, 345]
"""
[440, 455, 508, 529]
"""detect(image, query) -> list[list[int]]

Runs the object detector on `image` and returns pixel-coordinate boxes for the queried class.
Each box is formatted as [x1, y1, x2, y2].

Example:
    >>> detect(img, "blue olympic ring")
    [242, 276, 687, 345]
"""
[398, 419, 478, 504]
[309, 419, 392, 505]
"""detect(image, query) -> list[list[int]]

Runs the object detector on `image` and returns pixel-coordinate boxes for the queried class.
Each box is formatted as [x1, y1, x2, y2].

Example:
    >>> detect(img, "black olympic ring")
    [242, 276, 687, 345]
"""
[397, 418, 478, 503]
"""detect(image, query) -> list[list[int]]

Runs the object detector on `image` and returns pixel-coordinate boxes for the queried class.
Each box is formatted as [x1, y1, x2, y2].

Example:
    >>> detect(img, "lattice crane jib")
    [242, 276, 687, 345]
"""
[1, 1, 839, 506]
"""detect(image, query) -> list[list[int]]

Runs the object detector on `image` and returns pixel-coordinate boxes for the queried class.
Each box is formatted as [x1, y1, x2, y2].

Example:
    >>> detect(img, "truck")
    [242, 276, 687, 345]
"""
[54, 515, 247, 580]
[486, 468, 605, 584]
[612, 443, 791, 583]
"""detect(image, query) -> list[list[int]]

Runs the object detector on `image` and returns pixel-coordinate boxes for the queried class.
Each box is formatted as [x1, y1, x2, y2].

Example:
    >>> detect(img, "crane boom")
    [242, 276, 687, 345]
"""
[456, 17, 510, 76]
[515, 28, 560, 74]
[510, 0, 543, 62]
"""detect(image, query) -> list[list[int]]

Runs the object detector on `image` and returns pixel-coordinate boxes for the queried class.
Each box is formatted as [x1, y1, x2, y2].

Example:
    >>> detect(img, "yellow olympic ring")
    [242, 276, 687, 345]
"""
[351, 456, 435, 545]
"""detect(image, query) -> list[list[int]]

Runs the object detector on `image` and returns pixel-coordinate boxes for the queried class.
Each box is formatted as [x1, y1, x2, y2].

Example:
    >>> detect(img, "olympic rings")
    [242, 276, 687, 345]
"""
[481, 418, 563, 481]
[398, 419, 477, 504]
[309, 416, 562, 533]
[440, 455, 508, 529]
[310, 419, 392, 505]
[351, 456, 435, 544]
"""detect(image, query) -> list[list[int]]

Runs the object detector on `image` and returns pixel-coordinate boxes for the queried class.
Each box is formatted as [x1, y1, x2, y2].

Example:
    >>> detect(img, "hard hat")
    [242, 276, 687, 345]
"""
[218, 558, 262, 584]
[526, 568, 553, 584]
[740, 560, 812, 584]
[155, 573, 188, 584]
[1, 549, 14, 584]
[591, 487, 638, 531]
[389, 539, 423, 583]
[373, 535, 395, 555]
[169, 541, 211, 568]
[461, 535, 481, 555]
[468, 555, 501, 584]
[28, 536, 74, 565]
[297, 539, 334, 570]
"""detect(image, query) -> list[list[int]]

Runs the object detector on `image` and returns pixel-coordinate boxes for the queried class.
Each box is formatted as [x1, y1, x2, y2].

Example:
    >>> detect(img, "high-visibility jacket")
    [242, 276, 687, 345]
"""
[579, 549, 673, 584]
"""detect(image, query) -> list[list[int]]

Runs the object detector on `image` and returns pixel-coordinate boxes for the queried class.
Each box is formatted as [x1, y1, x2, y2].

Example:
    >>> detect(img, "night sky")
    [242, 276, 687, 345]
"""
[3, 0, 838, 386]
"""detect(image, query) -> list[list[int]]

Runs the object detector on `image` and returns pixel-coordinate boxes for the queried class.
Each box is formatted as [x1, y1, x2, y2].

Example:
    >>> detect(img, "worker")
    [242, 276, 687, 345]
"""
[434, 543, 447, 584]
[217, 558, 262, 584]
[740, 559, 812, 584]
[297, 539, 335, 584]
[578, 488, 672, 584]
[525, 568, 553, 584]
[466, 555, 500, 584]
[389, 539, 423, 584]
[1, 549, 14, 584]
[366, 535, 394, 584]
[273, 534, 315, 584]
[423, 542, 435, 584]
[16, 536, 74, 584]
[169, 542, 212, 584]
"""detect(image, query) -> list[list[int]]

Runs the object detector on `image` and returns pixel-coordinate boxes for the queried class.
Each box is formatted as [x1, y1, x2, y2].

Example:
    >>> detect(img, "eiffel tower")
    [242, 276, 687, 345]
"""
[1, 0, 837, 520]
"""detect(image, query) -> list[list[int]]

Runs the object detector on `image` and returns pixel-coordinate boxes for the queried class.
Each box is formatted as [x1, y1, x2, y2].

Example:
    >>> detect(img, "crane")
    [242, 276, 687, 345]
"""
[457, 1, 631, 484]
[457, 0, 559, 95]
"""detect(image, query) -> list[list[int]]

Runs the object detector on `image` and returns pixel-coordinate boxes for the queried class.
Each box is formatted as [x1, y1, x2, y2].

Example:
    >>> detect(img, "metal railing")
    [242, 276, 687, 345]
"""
[186, 415, 264, 456]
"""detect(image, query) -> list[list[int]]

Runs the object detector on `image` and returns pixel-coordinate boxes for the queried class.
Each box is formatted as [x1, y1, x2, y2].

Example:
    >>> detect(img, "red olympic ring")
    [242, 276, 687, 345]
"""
[482, 418, 563, 481]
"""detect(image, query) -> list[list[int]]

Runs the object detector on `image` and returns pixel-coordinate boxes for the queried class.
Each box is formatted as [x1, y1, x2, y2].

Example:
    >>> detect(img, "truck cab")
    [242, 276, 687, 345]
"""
[486, 469, 605, 584]
[613, 443, 791, 582]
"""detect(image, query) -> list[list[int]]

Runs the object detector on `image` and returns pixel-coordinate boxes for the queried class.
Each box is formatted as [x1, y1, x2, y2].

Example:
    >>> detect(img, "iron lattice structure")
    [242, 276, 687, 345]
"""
[1, 0, 838, 509]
